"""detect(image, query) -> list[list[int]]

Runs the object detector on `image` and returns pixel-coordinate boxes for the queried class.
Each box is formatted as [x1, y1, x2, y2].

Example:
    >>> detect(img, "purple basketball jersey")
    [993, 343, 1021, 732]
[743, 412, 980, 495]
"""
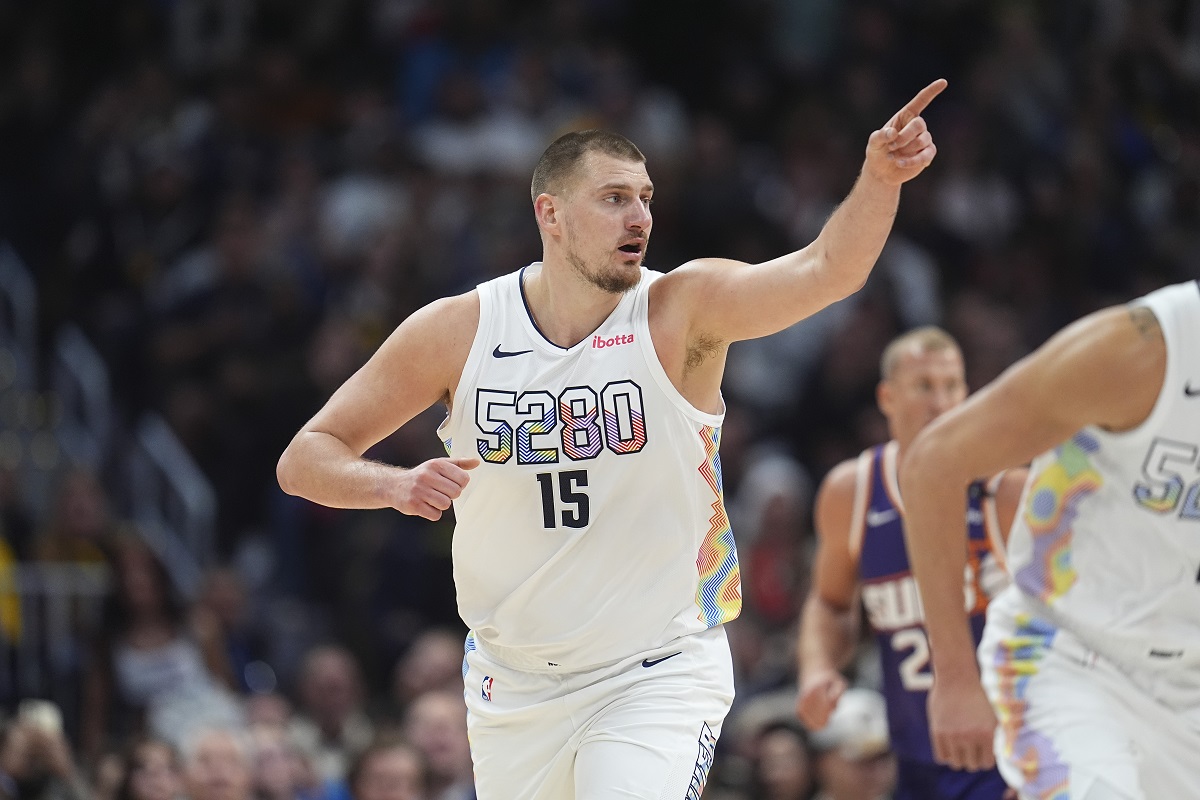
[857, 443, 1002, 765]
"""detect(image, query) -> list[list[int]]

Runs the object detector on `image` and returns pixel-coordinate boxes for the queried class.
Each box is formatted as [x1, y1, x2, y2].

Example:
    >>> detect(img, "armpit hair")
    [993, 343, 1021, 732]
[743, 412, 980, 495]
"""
[685, 334, 722, 371]
[1129, 305, 1161, 339]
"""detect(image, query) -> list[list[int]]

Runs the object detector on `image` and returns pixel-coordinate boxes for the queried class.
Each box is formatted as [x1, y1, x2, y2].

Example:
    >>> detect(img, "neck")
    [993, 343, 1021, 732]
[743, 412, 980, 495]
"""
[523, 260, 628, 348]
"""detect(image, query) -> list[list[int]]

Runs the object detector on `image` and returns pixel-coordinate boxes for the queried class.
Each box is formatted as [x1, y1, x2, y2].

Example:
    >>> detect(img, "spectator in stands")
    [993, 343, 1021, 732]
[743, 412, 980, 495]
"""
[150, 194, 302, 553]
[197, 565, 271, 694]
[732, 449, 814, 631]
[181, 727, 254, 800]
[749, 720, 817, 800]
[114, 738, 183, 800]
[246, 692, 293, 728]
[32, 467, 118, 566]
[250, 723, 331, 800]
[90, 748, 125, 800]
[347, 737, 427, 800]
[402, 690, 473, 800]
[81, 533, 240, 761]
[0, 703, 88, 800]
[287, 645, 373, 783]
[375, 628, 465, 729]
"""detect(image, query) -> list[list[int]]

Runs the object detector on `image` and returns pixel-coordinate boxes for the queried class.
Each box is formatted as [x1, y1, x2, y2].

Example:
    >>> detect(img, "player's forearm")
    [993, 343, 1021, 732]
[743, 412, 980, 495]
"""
[276, 430, 404, 509]
[899, 440, 981, 682]
[808, 170, 901, 299]
[798, 595, 859, 676]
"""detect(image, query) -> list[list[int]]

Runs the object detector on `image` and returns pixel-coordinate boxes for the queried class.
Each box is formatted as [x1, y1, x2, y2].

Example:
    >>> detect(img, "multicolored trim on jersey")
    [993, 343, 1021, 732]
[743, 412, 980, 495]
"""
[695, 426, 741, 627]
[992, 614, 1069, 800]
[463, 633, 476, 679]
[1015, 432, 1102, 603]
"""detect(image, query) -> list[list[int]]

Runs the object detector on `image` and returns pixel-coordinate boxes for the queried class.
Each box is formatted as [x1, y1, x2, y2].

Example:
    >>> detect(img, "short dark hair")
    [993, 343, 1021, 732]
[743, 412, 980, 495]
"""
[530, 129, 645, 202]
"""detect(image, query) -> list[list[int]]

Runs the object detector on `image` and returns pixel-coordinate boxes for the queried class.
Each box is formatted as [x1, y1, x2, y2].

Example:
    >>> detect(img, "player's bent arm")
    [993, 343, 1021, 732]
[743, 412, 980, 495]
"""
[899, 304, 1165, 682]
[799, 461, 864, 680]
[276, 292, 480, 512]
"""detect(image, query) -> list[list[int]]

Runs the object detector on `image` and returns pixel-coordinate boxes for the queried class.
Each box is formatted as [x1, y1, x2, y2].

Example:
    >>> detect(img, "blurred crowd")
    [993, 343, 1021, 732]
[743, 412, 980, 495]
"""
[4, 0, 1200, 797]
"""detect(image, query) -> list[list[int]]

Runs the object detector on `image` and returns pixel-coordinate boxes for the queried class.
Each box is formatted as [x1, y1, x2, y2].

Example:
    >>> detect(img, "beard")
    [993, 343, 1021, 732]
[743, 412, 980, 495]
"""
[566, 247, 644, 294]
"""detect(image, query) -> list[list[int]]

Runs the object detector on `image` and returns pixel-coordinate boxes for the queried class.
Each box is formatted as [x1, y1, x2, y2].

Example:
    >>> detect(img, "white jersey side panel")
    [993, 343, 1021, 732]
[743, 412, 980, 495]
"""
[438, 265, 741, 668]
[996, 280, 1200, 670]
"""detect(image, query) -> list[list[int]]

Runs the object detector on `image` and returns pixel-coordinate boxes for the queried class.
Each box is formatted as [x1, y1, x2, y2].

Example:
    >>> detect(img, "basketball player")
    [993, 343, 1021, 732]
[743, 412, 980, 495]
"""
[900, 281, 1200, 799]
[797, 327, 1025, 800]
[276, 79, 947, 799]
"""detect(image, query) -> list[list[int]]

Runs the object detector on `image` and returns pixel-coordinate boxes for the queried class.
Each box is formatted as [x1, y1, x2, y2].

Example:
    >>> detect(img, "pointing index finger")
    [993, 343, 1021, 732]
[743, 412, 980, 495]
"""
[895, 78, 948, 128]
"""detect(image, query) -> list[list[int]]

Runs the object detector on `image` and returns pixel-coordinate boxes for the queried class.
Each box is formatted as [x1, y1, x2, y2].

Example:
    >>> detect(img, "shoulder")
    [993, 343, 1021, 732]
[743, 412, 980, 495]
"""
[817, 458, 863, 504]
[1018, 302, 1164, 433]
[382, 290, 480, 359]
[814, 457, 865, 537]
[344, 290, 481, 412]
[649, 259, 741, 305]
[408, 289, 480, 333]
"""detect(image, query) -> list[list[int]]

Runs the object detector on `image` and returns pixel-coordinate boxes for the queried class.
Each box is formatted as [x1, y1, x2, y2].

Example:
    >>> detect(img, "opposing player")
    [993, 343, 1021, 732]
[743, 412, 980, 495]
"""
[277, 79, 946, 799]
[797, 327, 1024, 799]
[901, 280, 1200, 798]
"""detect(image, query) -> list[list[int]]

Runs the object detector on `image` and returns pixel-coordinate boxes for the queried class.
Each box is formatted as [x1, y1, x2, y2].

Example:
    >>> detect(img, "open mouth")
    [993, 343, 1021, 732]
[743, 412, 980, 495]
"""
[618, 242, 644, 255]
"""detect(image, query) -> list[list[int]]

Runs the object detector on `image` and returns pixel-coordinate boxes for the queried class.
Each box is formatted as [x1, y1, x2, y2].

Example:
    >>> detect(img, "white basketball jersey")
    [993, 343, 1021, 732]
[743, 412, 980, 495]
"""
[438, 265, 741, 669]
[996, 280, 1200, 670]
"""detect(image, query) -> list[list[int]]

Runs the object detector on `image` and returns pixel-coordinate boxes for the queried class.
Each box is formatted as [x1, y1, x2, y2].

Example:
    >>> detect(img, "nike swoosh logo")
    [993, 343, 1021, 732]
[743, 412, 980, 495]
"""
[865, 508, 899, 527]
[493, 345, 533, 358]
[1186, 382, 1200, 398]
[642, 652, 682, 668]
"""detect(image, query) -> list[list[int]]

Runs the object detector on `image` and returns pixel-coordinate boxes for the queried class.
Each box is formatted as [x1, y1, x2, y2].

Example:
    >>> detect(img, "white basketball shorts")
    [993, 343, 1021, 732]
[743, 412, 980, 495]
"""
[978, 607, 1200, 800]
[462, 624, 735, 800]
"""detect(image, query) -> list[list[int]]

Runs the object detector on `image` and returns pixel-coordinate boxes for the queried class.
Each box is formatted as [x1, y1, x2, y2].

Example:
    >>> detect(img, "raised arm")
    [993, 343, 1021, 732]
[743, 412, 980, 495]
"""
[276, 292, 481, 520]
[796, 460, 863, 730]
[898, 303, 1165, 770]
[664, 79, 946, 347]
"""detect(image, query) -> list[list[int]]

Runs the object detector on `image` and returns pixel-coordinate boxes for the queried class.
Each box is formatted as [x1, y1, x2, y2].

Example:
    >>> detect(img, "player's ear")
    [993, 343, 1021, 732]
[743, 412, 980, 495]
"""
[876, 380, 893, 417]
[534, 194, 559, 231]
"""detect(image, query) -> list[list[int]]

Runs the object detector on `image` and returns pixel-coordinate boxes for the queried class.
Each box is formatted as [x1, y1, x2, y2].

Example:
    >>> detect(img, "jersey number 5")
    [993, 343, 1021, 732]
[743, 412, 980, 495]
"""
[1133, 437, 1200, 520]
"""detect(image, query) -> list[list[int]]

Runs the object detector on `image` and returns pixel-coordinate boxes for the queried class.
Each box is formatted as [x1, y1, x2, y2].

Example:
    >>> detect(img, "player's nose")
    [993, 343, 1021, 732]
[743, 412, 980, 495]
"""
[627, 201, 651, 232]
[930, 388, 957, 415]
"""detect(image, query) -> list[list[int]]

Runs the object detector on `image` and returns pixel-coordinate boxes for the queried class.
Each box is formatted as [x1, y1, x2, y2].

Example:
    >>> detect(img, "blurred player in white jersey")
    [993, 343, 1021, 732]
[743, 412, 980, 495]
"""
[902, 281, 1200, 799]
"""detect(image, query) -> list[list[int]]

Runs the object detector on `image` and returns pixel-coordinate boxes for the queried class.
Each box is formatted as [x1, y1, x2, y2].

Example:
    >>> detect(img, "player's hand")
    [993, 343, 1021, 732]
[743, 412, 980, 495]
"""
[928, 678, 998, 771]
[796, 668, 848, 730]
[392, 457, 480, 520]
[864, 78, 947, 186]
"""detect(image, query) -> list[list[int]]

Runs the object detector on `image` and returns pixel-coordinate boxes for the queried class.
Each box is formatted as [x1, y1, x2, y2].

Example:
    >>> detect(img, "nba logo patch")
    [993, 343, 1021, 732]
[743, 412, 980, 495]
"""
[481, 675, 494, 701]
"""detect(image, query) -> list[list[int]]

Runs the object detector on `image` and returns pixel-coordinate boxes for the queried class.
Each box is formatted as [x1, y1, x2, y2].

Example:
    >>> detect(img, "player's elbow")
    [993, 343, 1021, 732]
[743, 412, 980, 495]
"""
[818, 246, 869, 299]
[276, 441, 303, 496]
